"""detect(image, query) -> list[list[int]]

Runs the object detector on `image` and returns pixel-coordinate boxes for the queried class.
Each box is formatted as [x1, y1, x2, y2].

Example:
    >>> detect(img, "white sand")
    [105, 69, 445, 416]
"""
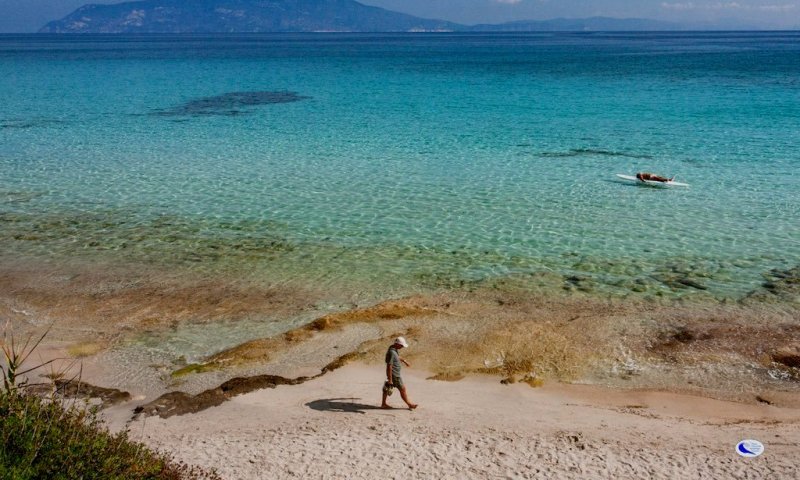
[105, 364, 800, 479]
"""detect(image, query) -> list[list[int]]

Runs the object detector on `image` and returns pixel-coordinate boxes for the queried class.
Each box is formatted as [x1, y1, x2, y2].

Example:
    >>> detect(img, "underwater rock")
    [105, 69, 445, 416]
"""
[153, 91, 311, 117]
[563, 274, 595, 292]
[745, 265, 800, 303]
[653, 273, 707, 291]
[763, 266, 800, 295]
[0, 118, 65, 129]
[538, 148, 653, 159]
[676, 278, 708, 290]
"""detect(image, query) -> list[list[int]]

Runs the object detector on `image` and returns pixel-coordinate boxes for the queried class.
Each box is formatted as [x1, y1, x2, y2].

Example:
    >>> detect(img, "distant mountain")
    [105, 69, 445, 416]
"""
[469, 17, 683, 32]
[39, 1, 698, 34]
[39, 0, 461, 33]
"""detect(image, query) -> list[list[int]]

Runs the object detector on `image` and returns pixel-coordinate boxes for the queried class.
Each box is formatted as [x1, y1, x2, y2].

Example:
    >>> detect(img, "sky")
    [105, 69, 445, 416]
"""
[0, 0, 798, 32]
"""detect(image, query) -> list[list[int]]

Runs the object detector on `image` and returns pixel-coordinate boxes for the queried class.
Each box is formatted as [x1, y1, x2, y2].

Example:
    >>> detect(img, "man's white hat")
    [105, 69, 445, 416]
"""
[394, 336, 409, 348]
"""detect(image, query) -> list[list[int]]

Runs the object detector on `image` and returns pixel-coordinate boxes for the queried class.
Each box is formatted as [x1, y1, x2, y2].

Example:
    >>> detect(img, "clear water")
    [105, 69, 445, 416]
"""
[2, 32, 799, 301]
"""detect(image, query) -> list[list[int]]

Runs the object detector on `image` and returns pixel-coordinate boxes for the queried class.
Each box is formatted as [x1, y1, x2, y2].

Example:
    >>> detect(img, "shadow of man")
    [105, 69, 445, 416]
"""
[305, 398, 383, 414]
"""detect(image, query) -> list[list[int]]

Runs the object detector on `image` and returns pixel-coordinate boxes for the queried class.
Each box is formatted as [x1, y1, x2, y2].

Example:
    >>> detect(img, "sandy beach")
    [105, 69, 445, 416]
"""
[102, 363, 800, 479]
[3, 258, 799, 478]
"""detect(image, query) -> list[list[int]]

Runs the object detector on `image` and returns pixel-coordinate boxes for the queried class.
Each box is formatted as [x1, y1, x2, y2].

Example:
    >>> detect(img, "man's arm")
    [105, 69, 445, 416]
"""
[386, 363, 393, 384]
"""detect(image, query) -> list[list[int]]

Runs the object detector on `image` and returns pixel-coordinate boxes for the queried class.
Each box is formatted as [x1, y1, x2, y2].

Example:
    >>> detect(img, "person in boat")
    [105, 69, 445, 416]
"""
[636, 172, 673, 183]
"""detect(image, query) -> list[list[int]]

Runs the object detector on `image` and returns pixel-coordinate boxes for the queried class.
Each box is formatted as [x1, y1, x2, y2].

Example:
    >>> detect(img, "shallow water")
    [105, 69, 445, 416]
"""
[2, 32, 799, 302]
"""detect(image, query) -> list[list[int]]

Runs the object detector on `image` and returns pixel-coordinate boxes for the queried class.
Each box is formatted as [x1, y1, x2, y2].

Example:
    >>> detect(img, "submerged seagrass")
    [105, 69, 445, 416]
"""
[153, 91, 311, 116]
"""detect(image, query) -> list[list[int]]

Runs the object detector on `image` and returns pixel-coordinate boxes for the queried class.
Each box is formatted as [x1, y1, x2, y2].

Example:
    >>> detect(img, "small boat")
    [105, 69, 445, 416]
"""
[616, 174, 689, 188]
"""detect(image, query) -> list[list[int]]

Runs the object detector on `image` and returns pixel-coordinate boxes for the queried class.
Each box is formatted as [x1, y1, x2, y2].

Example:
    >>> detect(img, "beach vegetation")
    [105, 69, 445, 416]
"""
[426, 371, 466, 382]
[66, 341, 105, 358]
[0, 390, 220, 479]
[321, 350, 367, 374]
[169, 299, 439, 377]
[481, 322, 588, 382]
[420, 319, 593, 386]
[171, 362, 218, 378]
[308, 299, 437, 332]
[1, 325, 220, 480]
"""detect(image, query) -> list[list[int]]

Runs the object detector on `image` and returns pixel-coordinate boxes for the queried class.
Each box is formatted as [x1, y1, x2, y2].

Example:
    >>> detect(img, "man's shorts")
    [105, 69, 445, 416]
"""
[392, 376, 404, 389]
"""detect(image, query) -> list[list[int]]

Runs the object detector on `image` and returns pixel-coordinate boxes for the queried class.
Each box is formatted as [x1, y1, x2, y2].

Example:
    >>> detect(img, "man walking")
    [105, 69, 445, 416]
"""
[381, 336, 417, 410]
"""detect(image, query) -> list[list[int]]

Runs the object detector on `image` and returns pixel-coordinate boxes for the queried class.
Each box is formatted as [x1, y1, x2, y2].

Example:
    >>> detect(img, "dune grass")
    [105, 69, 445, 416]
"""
[66, 341, 105, 359]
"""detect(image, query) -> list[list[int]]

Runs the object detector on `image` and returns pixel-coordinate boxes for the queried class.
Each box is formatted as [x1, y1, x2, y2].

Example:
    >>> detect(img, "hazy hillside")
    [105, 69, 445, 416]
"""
[39, 0, 716, 33]
[469, 16, 682, 32]
[39, 0, 460, 33]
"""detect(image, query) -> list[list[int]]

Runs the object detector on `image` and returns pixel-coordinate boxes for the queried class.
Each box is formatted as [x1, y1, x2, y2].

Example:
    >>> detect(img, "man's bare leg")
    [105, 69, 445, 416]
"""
[381, 391, 391, 409]
[399, 387, 417, 410]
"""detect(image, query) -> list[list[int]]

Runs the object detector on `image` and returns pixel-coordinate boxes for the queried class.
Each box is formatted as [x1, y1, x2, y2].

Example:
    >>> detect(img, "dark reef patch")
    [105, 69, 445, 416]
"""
[1, 118, 66, 129]
[0, 210, 295, 265]
[1, 120, 38, 129]
[647, 321, 800, 369]
[152, 91, 311, 117]
[744, 265, 800, 304]
[762, 266, 800, 296]
[1, 190, 44, 204]
[538, 148, 653, 160]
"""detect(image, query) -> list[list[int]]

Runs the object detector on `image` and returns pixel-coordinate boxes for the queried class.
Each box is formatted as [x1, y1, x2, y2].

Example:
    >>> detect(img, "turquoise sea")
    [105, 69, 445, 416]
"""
[2, 32, 799, 302]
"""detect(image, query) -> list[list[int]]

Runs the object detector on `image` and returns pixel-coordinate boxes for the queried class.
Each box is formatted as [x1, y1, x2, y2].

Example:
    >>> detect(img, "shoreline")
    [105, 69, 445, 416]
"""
[3, 256, 799, 405]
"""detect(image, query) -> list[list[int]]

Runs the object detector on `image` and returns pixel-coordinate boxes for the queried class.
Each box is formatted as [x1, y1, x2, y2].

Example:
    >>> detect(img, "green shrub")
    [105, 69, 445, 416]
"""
[0, 390, 219, 480]
[1, 322, 219, 480]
